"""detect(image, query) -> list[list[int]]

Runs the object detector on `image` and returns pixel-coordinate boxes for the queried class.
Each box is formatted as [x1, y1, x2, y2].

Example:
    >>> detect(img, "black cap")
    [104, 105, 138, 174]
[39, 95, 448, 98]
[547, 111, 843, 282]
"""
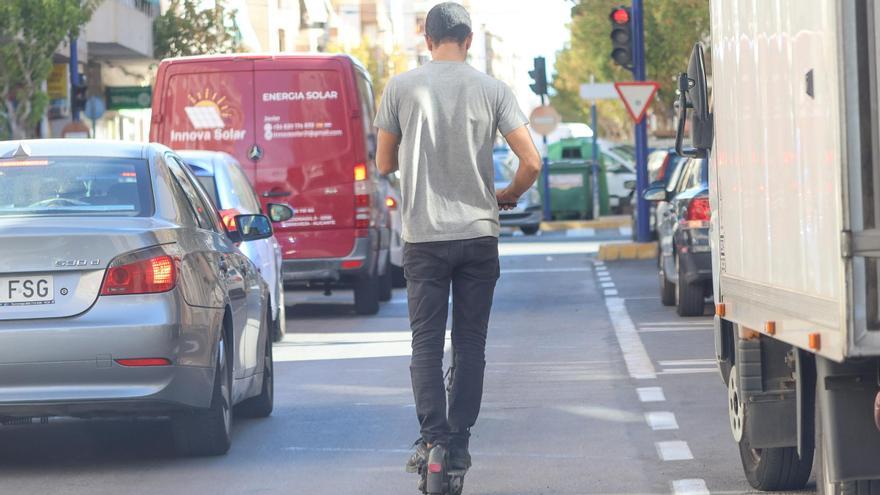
[425, 2, 472, 43]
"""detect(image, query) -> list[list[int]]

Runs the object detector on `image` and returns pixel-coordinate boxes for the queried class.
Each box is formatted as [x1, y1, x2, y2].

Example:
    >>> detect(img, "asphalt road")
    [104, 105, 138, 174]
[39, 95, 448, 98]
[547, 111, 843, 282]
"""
[0, 233, 815, 494]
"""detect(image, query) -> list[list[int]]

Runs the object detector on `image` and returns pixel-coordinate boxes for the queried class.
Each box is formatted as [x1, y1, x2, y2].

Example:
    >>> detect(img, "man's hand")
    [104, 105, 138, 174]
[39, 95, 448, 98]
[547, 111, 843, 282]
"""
[496, 187, 520, 210]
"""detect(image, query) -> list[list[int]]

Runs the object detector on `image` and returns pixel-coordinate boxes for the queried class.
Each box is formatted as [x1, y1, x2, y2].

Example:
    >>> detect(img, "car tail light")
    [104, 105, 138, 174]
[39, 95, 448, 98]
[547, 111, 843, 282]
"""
[386, 196, 397, 209]
[100, 254, 177, 296]
[686, 196, 710, 221]
[219, 208, 241, 231]
[115, 358, 172, 367]
[354, 162, 371, 228]
[341, 260, 363, 270]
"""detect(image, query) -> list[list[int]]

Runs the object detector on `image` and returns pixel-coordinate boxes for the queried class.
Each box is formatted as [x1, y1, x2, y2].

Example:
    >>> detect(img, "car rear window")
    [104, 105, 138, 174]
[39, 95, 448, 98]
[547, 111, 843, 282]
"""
[0, 157, 153, 217]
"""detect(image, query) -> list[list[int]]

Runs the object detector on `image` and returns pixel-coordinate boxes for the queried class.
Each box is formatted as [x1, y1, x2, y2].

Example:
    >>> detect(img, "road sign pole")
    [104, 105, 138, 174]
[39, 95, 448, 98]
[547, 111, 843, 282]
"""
[631, 0, 651, 243]
[539, 93, 552, 221]
[591, 101, 600, 220]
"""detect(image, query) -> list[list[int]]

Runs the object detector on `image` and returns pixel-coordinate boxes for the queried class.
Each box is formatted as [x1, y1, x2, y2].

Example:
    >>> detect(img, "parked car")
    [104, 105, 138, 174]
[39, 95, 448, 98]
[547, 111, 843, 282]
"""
[150, 54, 392, 315]
[628, 148, 686, 240]
[0, 139, 275, 456]
[645, 156, 711, 316]
[496, 151, 542, 235]
[177, 150, 293, 342]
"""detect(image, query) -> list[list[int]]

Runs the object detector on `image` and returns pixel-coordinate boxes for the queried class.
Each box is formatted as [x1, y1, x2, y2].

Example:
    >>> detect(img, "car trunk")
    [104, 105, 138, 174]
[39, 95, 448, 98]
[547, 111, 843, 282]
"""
[0, 217, 177, 321]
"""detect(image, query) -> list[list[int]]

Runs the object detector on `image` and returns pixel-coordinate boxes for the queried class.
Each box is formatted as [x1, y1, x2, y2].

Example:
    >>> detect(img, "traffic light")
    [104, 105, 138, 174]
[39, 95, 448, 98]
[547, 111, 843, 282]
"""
[529, 56, 547, 96]
[609, 6, 633, 70]
[71, 79, 88, 116]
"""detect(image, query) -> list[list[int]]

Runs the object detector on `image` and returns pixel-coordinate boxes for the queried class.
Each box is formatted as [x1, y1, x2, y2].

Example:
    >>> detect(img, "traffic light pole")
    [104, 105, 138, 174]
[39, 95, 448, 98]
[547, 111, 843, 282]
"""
[69, 35, 81, 123]
[540, 93, 552, 222]
[631, 0, 651, 243]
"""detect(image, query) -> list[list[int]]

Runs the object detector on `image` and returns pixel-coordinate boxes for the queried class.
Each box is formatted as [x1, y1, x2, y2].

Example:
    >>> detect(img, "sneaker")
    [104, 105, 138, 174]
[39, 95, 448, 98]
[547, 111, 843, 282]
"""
[449, 435, 471, 471]
[405, 438, 429, 473]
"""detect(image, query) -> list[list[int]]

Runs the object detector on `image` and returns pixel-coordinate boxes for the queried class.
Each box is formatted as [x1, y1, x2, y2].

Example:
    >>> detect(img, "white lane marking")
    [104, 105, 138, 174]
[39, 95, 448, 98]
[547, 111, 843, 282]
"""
[659, 359, 717, 367]
[604, 289, 619, 296]
[593, 260, 605, 266]
[284, 446, 584, 460]
[274, 331, 450, 362]
[639, 326, 711, 333]
[605, 297, 656, 379]
[672, 479, 710, 495]
[637, 387, 666, 402]
[599, 275, 612, 282]
[499, 240, 619, 257]
[656, 441, 694, 461]
[601, 282, 615, 288]
[659, 368, 718, 375]
[390, 295, 452, 305]
[645, 411, 679, 430]
[556, 405, 643, 423]
[566, 228, 596, 237]
[502, 267, 592, 274]
[619, 226, 633, 237]
[639, 321, 713, 327]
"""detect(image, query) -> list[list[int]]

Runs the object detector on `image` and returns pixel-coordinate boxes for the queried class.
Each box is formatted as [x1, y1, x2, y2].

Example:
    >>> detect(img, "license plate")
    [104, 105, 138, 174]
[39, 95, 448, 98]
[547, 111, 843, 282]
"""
[0, 275, 54, 306]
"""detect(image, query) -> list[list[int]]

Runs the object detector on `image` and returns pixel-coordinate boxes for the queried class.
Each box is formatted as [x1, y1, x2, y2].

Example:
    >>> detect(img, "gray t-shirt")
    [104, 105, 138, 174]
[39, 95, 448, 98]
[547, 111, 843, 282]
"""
[374, 61, 528, 243]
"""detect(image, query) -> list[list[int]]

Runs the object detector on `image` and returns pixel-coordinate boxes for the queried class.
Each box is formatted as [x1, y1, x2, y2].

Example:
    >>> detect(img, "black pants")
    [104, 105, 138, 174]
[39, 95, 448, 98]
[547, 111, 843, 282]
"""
[404, 236, 500, 446]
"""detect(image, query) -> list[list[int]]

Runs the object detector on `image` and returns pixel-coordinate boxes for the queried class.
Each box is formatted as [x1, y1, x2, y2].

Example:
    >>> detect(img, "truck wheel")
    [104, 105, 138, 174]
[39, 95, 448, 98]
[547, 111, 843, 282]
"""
[391, 264, 406, 288]
[675, 256, 705, 316]
[521, 225, 540, 236]
[173, 328, 232, 457]
[378, 256, 393, 302]
[659, 259, 675, 306]
[816, 384, 880, 494]
[729, 366, 812, 490]
[354, 273, 380, 315]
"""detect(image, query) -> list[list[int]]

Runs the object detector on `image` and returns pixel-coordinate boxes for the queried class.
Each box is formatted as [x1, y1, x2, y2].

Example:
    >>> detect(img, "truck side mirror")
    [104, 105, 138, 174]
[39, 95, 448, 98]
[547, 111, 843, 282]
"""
[675, 43, 713, 158]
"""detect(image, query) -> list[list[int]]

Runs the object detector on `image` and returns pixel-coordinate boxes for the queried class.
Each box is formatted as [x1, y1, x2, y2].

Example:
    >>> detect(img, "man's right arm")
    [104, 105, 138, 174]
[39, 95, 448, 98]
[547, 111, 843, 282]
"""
[497, 126, 542, 209]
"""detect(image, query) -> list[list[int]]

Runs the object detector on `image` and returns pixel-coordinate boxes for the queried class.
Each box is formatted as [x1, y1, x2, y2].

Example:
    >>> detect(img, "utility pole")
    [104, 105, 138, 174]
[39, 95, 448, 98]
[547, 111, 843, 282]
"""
[590, 75, 601, 220]
[69, 35, 80, 122]
[631, 0, 650, 243]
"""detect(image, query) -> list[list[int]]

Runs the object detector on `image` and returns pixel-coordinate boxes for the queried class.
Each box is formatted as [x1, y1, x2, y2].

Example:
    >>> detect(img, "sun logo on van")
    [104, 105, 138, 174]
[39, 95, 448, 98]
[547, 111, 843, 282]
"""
[184, 89, 232, 129]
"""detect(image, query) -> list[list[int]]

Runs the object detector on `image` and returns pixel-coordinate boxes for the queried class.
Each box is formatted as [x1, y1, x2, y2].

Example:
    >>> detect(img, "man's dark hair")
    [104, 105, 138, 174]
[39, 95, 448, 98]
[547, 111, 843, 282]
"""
[425, 2, 472, 45]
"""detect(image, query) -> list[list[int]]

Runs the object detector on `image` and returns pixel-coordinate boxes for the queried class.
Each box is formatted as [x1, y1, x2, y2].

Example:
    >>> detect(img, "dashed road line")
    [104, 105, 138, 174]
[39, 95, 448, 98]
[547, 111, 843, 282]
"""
[656, 441, 694, 461]
[604, 289, 619, 296]
[645, 411, 679, 430]
[637, 387, 666, 402]
[672, 479, 710, 495]
[601, 282, 615, 288]
[604, 296, 656, 379]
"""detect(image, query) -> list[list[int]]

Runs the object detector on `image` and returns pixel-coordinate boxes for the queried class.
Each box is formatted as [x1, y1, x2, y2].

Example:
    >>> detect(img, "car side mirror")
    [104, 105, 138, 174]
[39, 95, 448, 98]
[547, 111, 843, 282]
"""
[235, 214, 273, 242]
[624, 179, 636, 190]
[643, 185, 668, 202]
[267, 203, 294, 222]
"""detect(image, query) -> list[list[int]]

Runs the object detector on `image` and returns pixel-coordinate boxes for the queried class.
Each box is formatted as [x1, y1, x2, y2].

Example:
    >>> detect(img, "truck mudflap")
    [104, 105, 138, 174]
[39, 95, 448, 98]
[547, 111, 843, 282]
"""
[817, 357, 880, 483]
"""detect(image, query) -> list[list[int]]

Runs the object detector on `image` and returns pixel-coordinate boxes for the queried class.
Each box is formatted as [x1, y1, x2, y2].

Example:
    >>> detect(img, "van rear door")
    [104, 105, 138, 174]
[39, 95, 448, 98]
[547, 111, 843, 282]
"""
[153, 59, 256, 179]
[252, 57, 357, 259]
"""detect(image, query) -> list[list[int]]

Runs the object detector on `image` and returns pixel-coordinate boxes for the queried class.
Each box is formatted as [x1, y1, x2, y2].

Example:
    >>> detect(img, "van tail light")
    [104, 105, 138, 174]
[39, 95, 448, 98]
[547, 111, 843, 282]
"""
[100, 251, 177, 296]
[686, 196, 710, 221]
[219, 208, 242, 231]
[354, 162, 371, 228]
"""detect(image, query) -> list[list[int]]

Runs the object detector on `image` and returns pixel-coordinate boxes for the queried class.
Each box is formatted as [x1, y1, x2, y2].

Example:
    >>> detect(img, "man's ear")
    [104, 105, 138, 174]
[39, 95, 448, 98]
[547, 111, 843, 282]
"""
[464, 32, 474, 50]
[425, 34, 434, 51]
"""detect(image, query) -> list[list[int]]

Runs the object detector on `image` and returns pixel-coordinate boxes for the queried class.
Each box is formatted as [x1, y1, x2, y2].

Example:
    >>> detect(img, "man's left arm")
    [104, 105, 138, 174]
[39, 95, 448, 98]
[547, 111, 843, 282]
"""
[377, 129, 401, 175]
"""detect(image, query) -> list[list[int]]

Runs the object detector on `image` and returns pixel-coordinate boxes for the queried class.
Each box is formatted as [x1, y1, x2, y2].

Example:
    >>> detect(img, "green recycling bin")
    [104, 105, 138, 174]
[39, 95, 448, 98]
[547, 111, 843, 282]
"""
[548, 137, 593, 161]
[538, 158, 610, 220]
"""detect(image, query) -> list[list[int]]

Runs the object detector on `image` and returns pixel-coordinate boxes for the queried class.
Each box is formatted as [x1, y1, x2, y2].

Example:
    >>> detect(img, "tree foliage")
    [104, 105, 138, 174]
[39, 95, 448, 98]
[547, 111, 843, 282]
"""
[153, 0, 241, 60]
[0, 0, 102, 139]
[552, 0, 709, 138]
[326, 37, 409, 105]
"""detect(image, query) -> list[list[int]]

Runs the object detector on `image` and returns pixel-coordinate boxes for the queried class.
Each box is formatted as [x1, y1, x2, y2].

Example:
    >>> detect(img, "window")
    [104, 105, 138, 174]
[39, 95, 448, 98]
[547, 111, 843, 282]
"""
[165, 154, 220, 231]
[226, 161, 261, 213]
[0, 157, 153, 217]
[278, 28, 286, 52]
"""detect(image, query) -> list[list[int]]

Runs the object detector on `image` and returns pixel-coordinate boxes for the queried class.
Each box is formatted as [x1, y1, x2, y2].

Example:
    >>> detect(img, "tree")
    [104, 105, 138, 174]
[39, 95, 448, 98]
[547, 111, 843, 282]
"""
[325, 37, 409, 104]
[0, 0, 102, 140]
[153, 0, 241, 60]
[552, 0, 710, 138]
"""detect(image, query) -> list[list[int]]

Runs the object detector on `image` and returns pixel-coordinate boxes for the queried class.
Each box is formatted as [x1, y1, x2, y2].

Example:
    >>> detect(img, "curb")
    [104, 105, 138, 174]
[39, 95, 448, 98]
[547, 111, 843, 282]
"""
[540, 215, 631, 232]
[598, 242, 658, 261]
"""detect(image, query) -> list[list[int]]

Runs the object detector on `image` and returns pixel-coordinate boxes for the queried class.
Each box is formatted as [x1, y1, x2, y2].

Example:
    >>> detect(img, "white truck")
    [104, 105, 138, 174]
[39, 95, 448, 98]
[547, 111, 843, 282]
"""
[678, 1, 880, 493]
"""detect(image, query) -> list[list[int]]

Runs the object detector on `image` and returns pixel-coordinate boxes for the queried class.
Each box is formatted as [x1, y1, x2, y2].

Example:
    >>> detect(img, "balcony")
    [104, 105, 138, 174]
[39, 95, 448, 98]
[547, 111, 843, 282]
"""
[85, 0, 158, 60]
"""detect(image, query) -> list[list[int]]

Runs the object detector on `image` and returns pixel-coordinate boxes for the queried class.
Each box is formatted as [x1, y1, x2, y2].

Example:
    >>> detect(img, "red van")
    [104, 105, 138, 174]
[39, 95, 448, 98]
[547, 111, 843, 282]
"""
[150, 54, 392, 315]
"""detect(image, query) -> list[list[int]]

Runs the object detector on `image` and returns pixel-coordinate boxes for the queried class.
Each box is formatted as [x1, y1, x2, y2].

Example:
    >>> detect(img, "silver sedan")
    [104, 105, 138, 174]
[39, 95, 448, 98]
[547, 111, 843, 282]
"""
[0, 139, 275, 456]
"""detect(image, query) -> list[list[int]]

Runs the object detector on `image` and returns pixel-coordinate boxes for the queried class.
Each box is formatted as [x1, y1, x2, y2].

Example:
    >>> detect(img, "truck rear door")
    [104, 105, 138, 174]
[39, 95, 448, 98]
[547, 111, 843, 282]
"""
[252, 58, 357, 259]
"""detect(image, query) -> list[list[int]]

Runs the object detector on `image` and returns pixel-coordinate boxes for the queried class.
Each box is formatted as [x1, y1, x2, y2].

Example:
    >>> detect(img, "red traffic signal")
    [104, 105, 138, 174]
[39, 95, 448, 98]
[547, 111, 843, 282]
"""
[611, 7, 630, 25]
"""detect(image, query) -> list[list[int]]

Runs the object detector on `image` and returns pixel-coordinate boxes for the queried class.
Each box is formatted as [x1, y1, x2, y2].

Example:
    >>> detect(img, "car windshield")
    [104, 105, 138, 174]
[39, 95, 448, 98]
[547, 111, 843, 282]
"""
[611, 144, 636, 161]
[182, 159, 220, 206]
[0, 157, 152, 217]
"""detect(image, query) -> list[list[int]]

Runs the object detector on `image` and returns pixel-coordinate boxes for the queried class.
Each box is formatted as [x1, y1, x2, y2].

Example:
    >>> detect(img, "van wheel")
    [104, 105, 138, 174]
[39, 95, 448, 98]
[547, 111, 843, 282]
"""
[391, 264, 406, 288]
[659, 258, 675, 306]
[521, 225, 540, 236]
[675, 255, 705, 316]
[173, 328, 232, 457]
[729, 365, 812, 490]
[236, 312, 274, 418]
[379, 256, 393, 302]
[354, 273, 380, 315]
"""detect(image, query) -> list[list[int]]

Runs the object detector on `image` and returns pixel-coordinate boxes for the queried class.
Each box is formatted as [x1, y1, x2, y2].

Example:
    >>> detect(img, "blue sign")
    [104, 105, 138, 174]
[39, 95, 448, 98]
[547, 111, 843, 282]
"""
[84, 96, 106, 121]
